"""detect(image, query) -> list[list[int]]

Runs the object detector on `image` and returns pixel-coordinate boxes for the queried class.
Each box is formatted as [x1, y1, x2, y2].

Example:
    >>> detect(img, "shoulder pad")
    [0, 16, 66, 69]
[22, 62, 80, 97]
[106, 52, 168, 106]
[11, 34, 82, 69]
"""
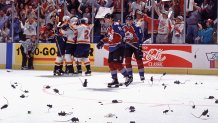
[114, 22, 120, 25]
[135, 24, 140, 28]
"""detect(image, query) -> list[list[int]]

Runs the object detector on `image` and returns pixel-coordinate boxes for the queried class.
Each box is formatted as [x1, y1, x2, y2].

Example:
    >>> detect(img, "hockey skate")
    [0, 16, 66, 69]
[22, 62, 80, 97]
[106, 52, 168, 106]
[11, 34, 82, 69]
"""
[76, 65, 82, 76]
[53, 69, 62, 76]
[85, 65, 91, 76]
[85, 70, 91, 76]
[140, 76, 145, 82]
[53, 65, 64, 76]
[124, 76, 133, 87]
[21, 66, 28, 70]
[64, 65, 74, 76]
[108, 78, 119, 88]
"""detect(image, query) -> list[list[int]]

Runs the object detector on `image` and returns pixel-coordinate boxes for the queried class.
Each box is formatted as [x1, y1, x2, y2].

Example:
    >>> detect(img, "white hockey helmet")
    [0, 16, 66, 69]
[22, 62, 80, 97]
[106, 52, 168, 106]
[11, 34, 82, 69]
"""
[70, 17, 79, 24]
[62, 15, 70, 22]
[80, 17, 89, 24]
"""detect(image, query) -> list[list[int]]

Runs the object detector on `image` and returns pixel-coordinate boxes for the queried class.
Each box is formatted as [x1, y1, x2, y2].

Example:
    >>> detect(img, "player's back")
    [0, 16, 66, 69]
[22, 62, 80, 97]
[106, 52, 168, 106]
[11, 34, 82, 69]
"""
[76, 24, 91, 44]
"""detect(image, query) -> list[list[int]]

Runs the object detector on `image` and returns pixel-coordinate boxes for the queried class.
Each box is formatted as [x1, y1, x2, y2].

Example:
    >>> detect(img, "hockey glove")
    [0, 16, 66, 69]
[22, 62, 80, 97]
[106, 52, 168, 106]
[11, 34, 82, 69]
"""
[97, 40, 104, 49]
[61, 24, 69, 31]
[138, 44, 143, 51]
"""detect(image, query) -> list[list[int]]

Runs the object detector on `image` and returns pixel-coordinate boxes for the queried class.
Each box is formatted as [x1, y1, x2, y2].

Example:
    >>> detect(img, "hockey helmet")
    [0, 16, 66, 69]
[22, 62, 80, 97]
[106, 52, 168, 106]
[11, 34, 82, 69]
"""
[70, 17, 79, 24]
[80, 17, 89, 24]
[62, 15, 70, 22]
[104, 13, 113, 19]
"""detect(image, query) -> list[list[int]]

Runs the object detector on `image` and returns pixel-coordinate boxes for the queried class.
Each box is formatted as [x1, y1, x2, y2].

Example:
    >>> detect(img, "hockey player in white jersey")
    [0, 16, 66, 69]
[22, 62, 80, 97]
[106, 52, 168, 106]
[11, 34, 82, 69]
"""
[70, 17, 94, 76]
[60, 16, 78, 75]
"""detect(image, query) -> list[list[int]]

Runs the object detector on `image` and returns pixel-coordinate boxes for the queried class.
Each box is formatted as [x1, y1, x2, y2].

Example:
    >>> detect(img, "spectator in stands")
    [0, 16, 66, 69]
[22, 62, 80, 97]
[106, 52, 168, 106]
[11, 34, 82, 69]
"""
[134, 9, 147, 41]
[154, 3, 172, 44]
[44, 5, 56, 24]
[0, 10, 8, 30]
[0, 22, 10, 42]
[8, 16, 22, 42]
[17, 4, 26, 24]
[186, 2, 202, 44]
[129, 0, 145, 16]
[197, 18, 214, 44]
[23, 17, 37, 39]
[95, 0, 113, 8]
[172, 16, 185, 44]
[143, 12, 159, 44]
[78, 3, 91, 23]
[39, 23, 54, 43]
[25, 5, 37, 19]
[200, 0, 217, 20]
[67, 0, 80, 14]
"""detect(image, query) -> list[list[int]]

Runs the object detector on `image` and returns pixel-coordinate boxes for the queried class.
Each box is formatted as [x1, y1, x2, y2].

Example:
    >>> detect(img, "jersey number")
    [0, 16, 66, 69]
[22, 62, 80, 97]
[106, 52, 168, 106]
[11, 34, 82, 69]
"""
[84, 30, 89, 39]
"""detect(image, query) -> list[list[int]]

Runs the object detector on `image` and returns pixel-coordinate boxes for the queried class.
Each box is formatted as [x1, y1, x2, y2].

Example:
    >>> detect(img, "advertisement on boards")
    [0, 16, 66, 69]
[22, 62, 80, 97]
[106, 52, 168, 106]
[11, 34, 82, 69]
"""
[14, 44, 95, 66]
[101, 45, 192, 68]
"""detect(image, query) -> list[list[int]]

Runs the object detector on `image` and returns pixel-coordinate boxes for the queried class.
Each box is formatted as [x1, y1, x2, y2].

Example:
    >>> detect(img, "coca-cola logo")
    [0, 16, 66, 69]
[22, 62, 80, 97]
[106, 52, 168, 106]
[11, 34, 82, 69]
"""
[144, 48, 166, 63]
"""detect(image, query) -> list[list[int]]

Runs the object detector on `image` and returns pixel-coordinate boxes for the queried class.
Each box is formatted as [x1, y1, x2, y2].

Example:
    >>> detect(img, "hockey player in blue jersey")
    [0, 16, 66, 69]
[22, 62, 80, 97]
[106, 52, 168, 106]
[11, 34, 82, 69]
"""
[97, 13, 132, 87]
[53, 16, 69, 76]
[123, 15, 145, 82]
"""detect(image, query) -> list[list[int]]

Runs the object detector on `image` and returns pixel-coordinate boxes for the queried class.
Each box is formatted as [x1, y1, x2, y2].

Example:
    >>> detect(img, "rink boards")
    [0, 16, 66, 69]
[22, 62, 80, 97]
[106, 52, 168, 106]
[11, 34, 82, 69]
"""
[0, 43, 217, 75]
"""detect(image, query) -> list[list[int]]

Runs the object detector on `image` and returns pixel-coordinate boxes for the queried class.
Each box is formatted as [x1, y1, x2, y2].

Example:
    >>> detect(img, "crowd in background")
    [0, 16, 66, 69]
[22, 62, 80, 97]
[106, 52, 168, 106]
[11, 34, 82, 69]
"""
[0, 0, 217, 44]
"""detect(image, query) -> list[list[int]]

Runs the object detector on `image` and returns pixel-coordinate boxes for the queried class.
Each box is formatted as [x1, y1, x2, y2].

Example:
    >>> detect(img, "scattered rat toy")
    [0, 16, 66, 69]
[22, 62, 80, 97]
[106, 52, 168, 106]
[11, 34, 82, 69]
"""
[192, 109, 209, 118]
[55, 117, 79, 122]
[47, 104, 53, 112]
[58, 111, 73, 116]
[1, 97, 9, 110]
[150, 76, 154, 85]
[159, 72, 166, 81]
[53, 88, 64, 95]
[163, 105, 173, 114]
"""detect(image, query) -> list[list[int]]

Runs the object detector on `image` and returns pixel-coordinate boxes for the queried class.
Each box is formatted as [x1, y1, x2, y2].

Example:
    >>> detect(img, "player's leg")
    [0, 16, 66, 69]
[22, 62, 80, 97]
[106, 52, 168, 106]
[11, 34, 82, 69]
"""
[113, 48, 133, 86]
[76, 58, 82, 75]
[74, 44, 83, 75]
[54, 57, 64, 76]
[53, 37, 65, 75]
[64, 43, 74, 75]
[124, 46, 134, 78]
[134, 47, 145, 81]
[107, 51, 119, 87]
[82, 44, 91, 75]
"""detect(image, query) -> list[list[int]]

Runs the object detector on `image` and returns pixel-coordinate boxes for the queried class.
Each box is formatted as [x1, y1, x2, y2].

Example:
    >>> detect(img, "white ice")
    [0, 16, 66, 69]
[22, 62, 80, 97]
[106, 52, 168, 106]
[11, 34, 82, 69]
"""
[0, 69, 218, 123]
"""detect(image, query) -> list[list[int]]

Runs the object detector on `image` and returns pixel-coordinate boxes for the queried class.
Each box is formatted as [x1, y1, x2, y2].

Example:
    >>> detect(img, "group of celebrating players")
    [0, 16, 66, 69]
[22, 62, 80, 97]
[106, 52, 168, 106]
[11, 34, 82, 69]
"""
[53, 13, 145, 88]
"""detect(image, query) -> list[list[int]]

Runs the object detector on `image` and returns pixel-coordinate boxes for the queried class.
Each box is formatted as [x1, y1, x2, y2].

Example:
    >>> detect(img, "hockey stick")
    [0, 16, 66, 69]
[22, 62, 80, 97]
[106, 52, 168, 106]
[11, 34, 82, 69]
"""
[54, 35, 64, 58]
[125, 42, 148, 55]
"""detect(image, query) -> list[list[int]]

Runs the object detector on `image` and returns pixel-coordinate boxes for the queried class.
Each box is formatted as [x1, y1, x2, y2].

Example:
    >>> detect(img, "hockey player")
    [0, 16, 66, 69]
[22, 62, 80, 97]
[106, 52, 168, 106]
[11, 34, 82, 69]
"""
[53, 16, 69, 76]
[60, 17, 78, 75]
[96, 13, 132, 87]
[70, 17, 93, 76]
[123, 15, 145, 82]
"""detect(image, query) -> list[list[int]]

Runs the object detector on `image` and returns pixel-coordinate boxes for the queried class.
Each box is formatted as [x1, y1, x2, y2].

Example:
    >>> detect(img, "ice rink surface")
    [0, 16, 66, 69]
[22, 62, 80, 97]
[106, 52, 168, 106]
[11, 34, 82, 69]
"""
[0, 69, 218, 123]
